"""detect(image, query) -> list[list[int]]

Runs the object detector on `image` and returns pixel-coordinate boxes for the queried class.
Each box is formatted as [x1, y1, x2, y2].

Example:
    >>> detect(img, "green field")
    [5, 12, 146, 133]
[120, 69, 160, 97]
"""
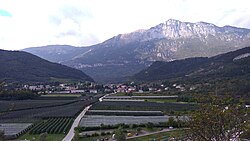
[127, 129, 186, 141]
[79, 135, 111, 141]
[19, 133, 65, 141]
[78, 129, 186, 141]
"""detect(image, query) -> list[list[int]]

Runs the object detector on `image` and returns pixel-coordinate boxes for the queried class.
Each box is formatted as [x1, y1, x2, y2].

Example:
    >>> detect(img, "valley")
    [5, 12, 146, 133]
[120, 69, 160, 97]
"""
[23, 19, 250, 83]
[0, 19, 249, 141]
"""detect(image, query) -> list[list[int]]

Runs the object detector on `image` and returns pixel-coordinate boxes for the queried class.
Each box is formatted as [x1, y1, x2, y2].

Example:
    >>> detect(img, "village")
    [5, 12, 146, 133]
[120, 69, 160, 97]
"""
[19, 81, 189, 95]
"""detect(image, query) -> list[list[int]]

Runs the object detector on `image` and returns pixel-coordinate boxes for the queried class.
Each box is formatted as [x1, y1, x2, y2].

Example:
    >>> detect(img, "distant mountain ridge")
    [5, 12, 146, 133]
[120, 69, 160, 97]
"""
[0, 49, 93, 83]
[23, 45, 92, 63]
[132, 46, 250, 81]
[23, 19, 250, 82]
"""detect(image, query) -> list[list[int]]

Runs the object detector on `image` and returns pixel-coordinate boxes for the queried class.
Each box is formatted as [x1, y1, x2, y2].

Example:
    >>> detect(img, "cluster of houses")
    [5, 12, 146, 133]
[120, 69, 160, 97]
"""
[21, 81, 190, 95]
[23, 82, 100, 94]
[109, 83, 189, 93]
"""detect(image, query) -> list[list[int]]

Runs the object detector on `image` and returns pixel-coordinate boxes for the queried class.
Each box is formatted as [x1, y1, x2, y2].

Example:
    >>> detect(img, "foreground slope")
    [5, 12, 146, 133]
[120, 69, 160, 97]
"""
[0, 50, 94, 83]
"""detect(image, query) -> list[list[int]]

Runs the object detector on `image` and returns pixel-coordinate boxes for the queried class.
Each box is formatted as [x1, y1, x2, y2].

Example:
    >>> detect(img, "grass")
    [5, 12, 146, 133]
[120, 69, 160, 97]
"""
[127, 129, 186, 141]
[78, 128, 186, 141]
[19, 133, 65, 141]
[78, 127, 156, 141]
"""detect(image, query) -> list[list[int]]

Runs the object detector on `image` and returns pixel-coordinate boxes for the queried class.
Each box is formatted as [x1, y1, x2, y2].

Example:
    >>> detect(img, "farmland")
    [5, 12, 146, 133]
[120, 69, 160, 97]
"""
[80, 115, 170, 127]
[90, 101, 197, 114]
[0, 123, 32, 139]
[113, 92, 175, 96]
[0, 99, 76, 113]
[86, 110, 164, 116]
[29, 118, 73, 134]
[104, 95, 178, 99]
[0, 94, 103, 139]
[0, 97, 99, 123]
[78, 93, 193, 134]
[0, 96, 103, 123]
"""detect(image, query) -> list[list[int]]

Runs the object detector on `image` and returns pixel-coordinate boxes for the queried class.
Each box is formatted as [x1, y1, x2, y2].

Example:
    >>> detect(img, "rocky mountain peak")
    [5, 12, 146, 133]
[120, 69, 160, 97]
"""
[165, 19, 182, 25]
[105, 19, 250, 45]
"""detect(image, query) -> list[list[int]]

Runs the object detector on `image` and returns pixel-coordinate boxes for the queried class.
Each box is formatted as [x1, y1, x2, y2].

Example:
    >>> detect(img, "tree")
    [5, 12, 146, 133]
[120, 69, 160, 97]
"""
[167, 117, 177, 127]
[145, 122, 154, 130]
[0, 130, 5, 141]
[136, 127, 142, 132]
[114, 126, 126, 141]
[188, 97, 249, 141]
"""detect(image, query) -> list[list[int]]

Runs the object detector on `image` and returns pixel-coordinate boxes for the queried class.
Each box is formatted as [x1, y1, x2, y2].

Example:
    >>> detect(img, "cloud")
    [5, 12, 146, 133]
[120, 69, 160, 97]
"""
[0, 0, 250, 50]
[0, 9, 11, 17]
[49, 5, 92, 26]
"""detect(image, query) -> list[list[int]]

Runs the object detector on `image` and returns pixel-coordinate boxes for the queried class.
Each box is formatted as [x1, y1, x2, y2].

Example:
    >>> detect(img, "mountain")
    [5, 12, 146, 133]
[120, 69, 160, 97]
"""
[22, 45, 92, 63]
[0, 49, 94, 83]
[133, 46, 250, 81]
[23, 19, 250, 82]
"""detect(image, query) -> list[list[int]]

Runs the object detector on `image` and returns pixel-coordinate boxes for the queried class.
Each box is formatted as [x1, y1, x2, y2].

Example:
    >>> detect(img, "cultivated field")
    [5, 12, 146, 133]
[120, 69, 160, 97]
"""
[0, 95, 102, 123]
[0, 94, 103, 139]
[80, 115, 170, 127]
[0, 123, 32, 139]
[0, 99, 95, 123]
[0, 99, 76, 113]
[90, 101, 197, 112]
[29, 118, 73, 134]
[86, 110, 164, 116]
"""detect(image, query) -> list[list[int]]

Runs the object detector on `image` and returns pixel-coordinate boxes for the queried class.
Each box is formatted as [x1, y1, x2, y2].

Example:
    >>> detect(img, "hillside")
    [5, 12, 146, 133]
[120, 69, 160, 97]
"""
[133, 47, 250, 81]
[22, 45, 92, 63]
[0, 50, 94, 83]
[23, 19, 250, 82]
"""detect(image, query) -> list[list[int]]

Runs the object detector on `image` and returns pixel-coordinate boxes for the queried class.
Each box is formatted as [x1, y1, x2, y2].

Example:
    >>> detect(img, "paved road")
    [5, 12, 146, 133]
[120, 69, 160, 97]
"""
[99, 93, 114, 102]
[62, 105, 92, 141]
[62, 93, 110, 141]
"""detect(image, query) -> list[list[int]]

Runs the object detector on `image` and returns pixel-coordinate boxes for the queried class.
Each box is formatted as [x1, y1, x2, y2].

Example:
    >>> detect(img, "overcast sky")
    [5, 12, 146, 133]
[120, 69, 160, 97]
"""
[0, 0, 249, 50]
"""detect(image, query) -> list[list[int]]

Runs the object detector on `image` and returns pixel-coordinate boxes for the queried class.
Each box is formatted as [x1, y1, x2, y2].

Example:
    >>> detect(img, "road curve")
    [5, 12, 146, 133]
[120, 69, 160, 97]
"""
[62, 105, 92, 141]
